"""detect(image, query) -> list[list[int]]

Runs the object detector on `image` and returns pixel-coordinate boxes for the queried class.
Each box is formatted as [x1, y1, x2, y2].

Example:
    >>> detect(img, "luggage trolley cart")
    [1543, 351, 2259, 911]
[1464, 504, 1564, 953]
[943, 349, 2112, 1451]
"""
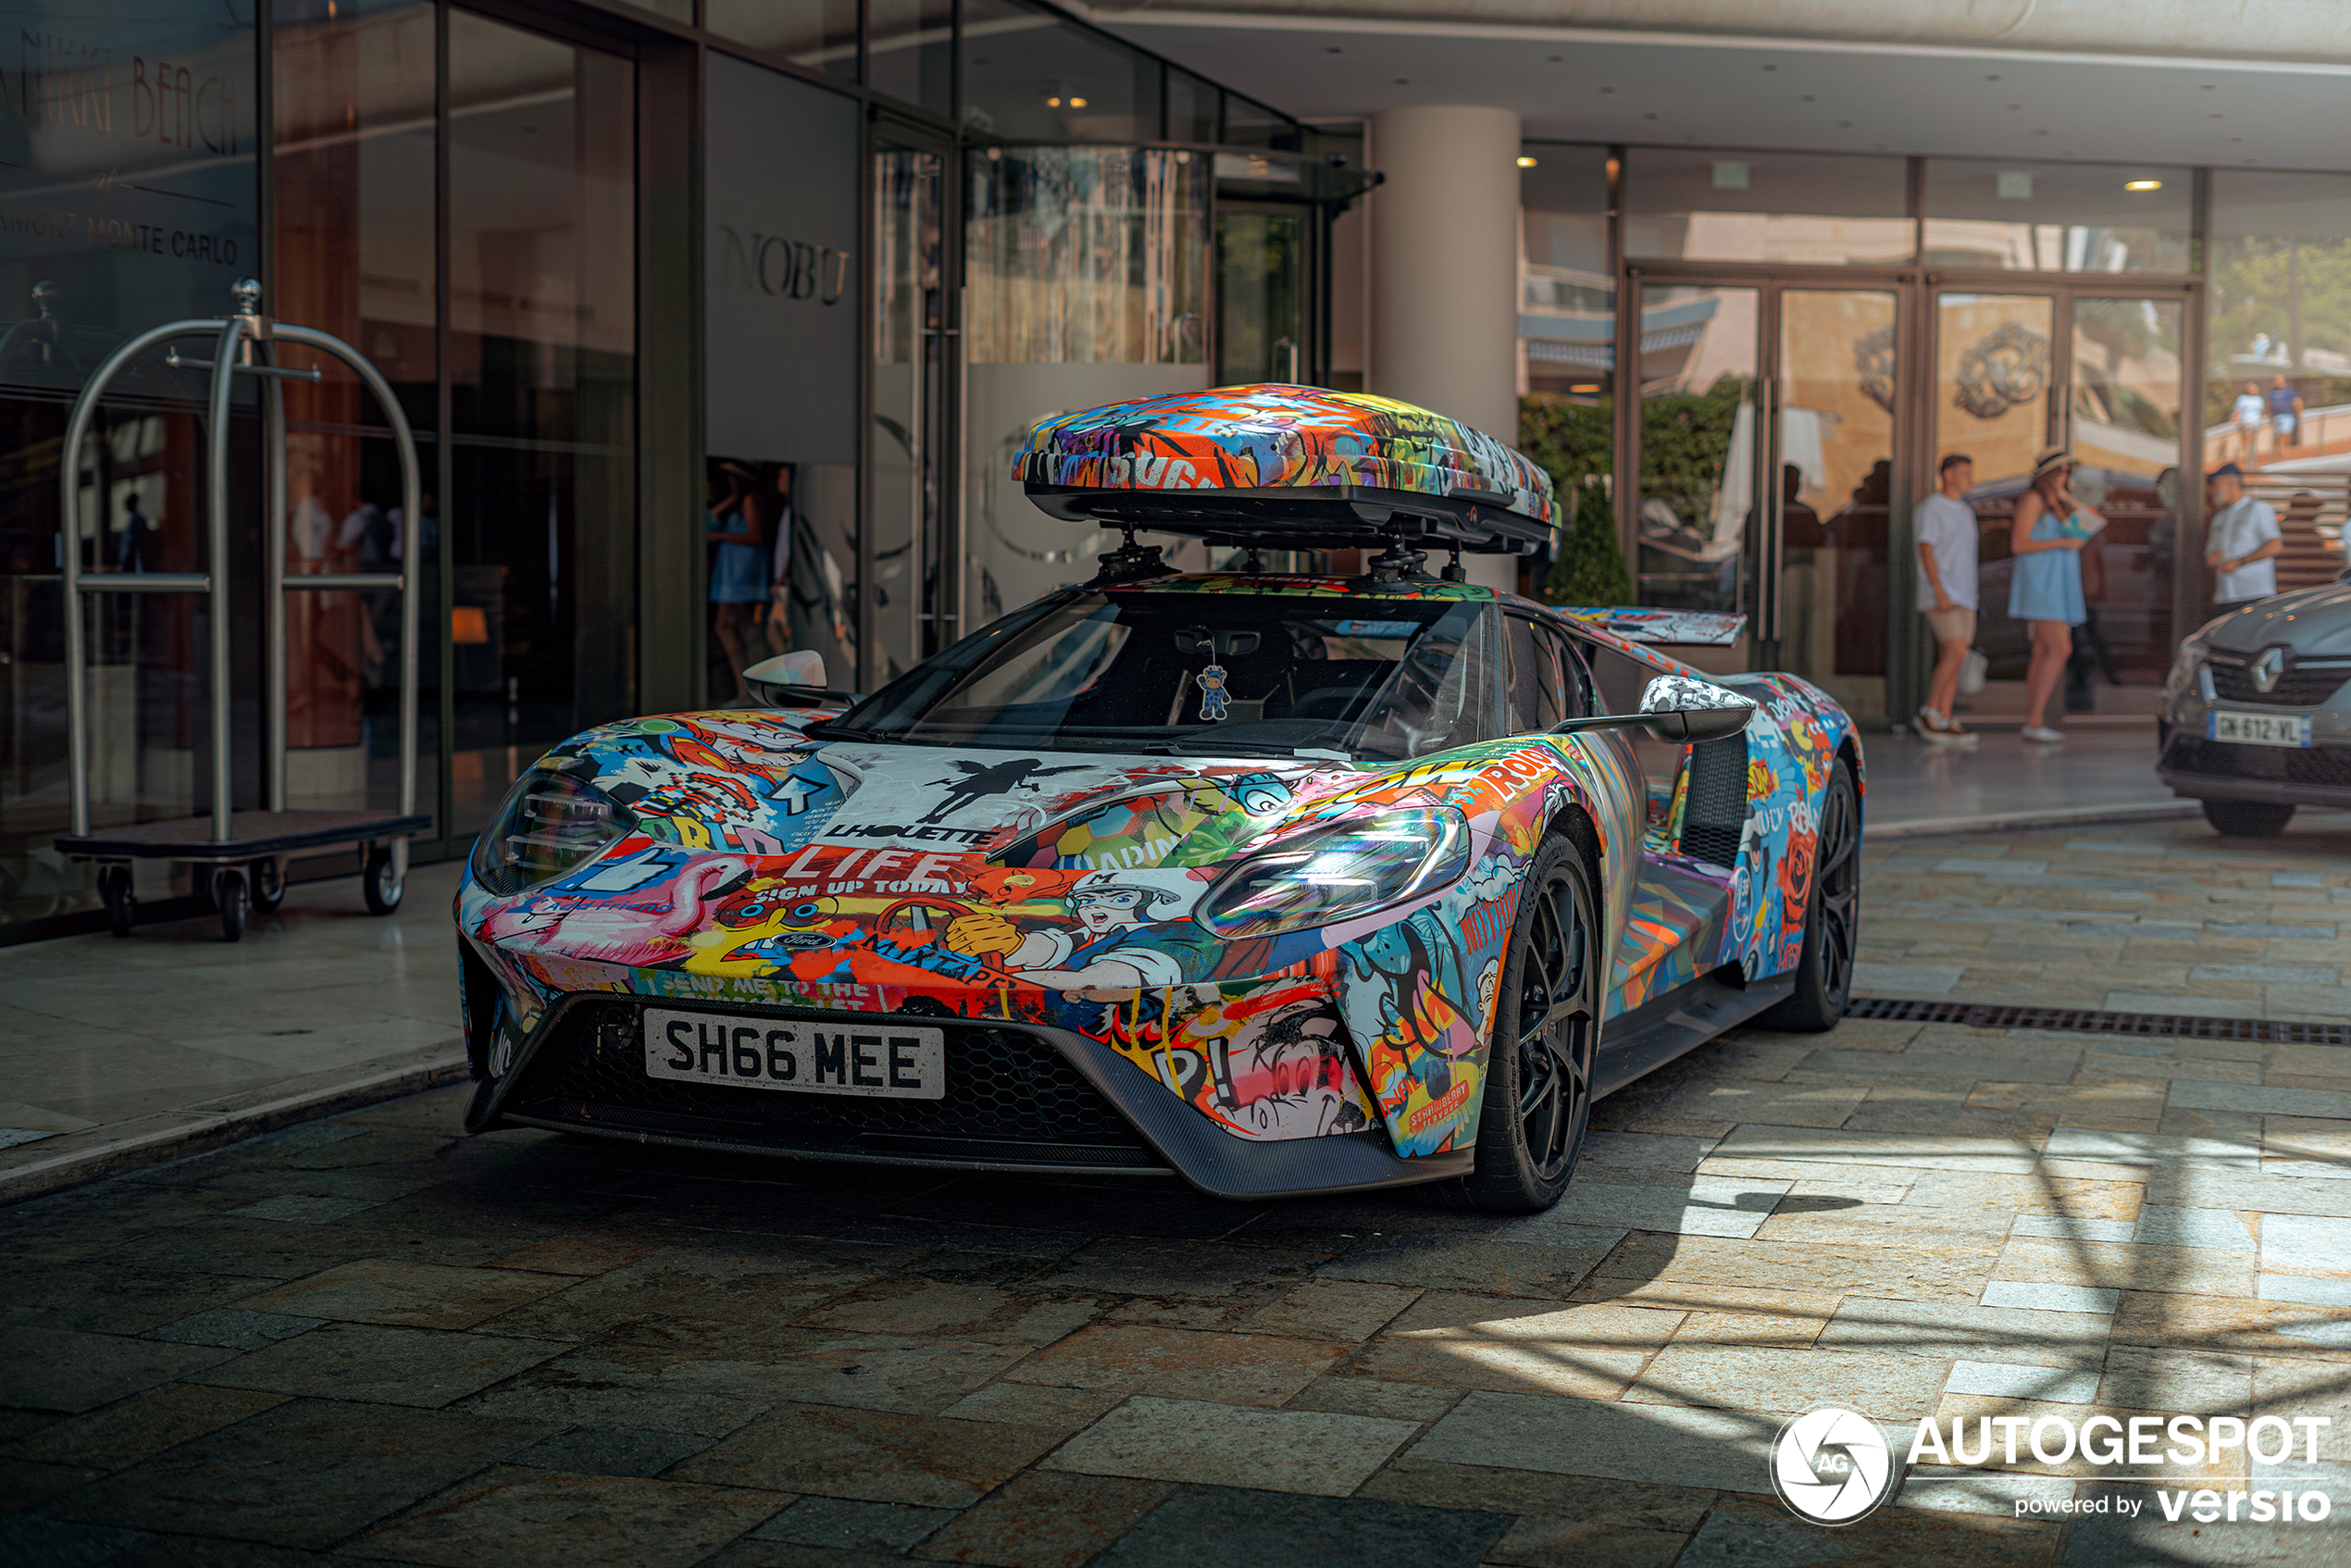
[54, 280, 429, 941]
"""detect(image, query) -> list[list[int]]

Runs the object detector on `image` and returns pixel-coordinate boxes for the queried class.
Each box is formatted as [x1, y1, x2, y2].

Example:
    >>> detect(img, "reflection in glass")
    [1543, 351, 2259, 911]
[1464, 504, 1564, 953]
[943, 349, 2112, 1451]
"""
[960, 0, 1163, 143]
[870, 0, 953, 119]
[1636, 285, 1757, 617]
[705, 0, 859, 81]
[1922, 161, 2190, 273]
[1777, 291, 1896, 718]
[2207, 171, 2351, 483]
[2071, 297, 2183, 686]
[1937, 293, 2052, 690]
[873, 149, 945, 689]
[1519, 144, 1615, 604]
[1623, 149, 1911, 267]
[446, 12, 635, 835]
[275, 1, 438, 824]
[1215, 207, 1305, 384]
[0, 3, 257, 927]
[964, 148, 1209, 629]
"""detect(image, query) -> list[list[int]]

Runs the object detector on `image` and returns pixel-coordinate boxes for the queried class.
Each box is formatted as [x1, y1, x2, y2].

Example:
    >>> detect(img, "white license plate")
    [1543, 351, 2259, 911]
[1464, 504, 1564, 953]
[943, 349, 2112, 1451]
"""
[642, 1009, 944, 1099]
[2208, 710, 2314, 748]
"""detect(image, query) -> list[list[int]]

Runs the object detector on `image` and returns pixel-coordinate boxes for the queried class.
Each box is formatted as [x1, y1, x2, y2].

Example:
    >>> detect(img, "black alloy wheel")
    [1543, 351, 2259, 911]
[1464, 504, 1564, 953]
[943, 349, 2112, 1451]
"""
[1432, 832, 1600, 1213]
[1758, 757, 1860, 1032]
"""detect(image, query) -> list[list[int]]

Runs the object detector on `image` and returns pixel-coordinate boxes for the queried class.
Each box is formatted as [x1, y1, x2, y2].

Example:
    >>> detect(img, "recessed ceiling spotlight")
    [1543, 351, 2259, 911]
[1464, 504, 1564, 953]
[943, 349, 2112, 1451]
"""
[1548, 55, 1562, 62]
[1599, 86, 1613, 93]
[1642, 111, 1658, 119]
[1517, 156, 1538, 168]
[1837, 119, 1852, 128]
[1393, 77, 1409, 85]
[2201, 82, 2217, 89]
[1325, 44, 1342, 53]
[1984, 74, 2000, 81]
[1799, 93, 1814, 102]
[1760, 64, 1776, 71]
[2034, 129, 2049, 136]
[2210, 113, 2224, 119]
[2124, 179, 2162, 191]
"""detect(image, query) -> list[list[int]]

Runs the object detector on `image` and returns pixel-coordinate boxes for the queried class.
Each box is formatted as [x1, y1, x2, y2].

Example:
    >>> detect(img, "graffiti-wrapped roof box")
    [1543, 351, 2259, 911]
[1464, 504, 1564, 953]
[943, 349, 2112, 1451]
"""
[1014, 384, 1559, 554]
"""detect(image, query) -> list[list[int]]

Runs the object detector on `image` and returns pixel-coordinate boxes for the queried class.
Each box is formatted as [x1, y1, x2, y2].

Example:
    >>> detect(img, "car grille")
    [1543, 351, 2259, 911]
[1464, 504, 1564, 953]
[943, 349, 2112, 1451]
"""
[2166, 736, 2351, 789]
[500, 997, 1161, 1165]
[2206, 653, 2351, 707]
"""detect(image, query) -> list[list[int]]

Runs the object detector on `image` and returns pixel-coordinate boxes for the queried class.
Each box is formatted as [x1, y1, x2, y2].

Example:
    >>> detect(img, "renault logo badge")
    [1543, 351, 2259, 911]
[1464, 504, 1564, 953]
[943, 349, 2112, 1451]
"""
[2252, 647, 2286, 694]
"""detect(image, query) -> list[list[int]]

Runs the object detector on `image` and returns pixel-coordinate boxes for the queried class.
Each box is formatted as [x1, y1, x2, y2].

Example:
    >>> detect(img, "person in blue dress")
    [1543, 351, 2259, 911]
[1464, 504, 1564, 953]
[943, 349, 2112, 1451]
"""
[2009, 449, 2097, 745]
[706, 460, 774, 703]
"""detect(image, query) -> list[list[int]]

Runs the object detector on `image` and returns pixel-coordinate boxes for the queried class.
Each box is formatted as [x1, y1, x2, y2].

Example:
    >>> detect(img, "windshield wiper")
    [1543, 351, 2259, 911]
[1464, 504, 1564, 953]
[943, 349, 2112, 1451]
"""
[802, 721, 884, 742]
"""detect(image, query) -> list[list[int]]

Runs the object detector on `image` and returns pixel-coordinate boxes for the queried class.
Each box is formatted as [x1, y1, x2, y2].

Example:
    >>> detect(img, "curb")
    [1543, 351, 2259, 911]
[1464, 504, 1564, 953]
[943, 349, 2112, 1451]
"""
[0, 1041, 469, 1207]
[1867, 802, 2203, 840]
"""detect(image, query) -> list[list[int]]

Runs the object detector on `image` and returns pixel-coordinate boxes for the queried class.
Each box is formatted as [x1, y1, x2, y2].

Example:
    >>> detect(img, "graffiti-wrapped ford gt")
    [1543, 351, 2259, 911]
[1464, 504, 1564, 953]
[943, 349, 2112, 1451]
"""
[457, 387, 1863, 1211]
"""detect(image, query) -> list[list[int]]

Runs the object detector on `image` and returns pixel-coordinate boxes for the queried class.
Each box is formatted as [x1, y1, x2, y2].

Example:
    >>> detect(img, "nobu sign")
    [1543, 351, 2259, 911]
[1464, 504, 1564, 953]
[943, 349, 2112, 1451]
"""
[715, 225, 847, 305]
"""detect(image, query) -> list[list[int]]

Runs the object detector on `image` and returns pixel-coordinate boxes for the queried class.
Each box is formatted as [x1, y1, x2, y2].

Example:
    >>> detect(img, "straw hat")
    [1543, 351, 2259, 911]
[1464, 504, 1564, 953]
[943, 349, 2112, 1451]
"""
[2031, 449, 2075, 479]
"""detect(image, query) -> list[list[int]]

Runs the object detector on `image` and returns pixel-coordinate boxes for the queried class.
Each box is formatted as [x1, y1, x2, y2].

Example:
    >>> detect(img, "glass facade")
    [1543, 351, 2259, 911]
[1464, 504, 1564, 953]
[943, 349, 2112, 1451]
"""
[0, 0, 1332, 942]
[1518, 142, 2351, 724]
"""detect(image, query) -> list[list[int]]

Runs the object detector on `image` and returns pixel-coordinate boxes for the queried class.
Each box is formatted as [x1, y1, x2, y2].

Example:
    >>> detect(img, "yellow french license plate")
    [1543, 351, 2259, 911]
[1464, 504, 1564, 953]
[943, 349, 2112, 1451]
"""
[641, 1009, 944, 1099]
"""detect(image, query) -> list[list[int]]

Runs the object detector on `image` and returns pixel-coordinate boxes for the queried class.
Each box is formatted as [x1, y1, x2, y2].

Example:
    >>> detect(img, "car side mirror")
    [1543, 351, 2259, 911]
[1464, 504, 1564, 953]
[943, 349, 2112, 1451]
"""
[1547, 674, 1757, 745]
[744, 650, 857, 710]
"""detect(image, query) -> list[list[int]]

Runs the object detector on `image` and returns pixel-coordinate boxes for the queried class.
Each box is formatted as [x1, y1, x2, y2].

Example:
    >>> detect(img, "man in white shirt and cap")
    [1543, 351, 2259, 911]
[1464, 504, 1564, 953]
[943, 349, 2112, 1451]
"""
[1913, 453, 1981, 746]
[2205, 463, 2283, 608]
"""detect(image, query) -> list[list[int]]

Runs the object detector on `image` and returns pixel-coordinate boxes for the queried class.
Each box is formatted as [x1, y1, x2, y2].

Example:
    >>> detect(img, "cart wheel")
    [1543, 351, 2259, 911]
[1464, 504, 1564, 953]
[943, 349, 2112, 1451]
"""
[249, 857, 286, 913]
[363, 846, 404, 915]
[99, 865, 135, 939]
[213, 869, 248, 943]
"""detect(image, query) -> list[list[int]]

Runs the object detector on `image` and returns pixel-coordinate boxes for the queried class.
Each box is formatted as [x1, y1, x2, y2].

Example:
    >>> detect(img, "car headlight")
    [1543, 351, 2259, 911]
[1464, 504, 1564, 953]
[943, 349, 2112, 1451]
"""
[1198, 806, 1471, 939]
[2162, 644, 2203, 698]
[470, 766, 634, 896]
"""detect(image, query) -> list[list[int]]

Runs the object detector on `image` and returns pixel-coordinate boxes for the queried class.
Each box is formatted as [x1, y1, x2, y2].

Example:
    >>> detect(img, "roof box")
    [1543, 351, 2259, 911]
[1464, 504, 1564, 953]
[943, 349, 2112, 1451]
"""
[1014, 384, 1558, 555]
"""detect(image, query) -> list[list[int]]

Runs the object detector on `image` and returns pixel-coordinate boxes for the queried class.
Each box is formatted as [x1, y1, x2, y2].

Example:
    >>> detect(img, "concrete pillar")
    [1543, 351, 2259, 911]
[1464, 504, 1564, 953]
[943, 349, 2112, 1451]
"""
[1369, 104, 1523, 594]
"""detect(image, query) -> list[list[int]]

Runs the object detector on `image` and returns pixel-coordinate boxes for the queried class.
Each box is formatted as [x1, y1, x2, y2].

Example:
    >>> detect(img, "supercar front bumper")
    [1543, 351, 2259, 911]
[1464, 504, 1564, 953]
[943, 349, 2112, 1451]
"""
[464, 991, 1469, 1201]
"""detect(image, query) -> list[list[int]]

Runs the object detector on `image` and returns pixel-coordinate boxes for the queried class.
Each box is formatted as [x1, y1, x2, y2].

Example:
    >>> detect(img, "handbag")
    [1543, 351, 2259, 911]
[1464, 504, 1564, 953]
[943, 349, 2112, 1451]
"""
[1959, 647, 1989, 696]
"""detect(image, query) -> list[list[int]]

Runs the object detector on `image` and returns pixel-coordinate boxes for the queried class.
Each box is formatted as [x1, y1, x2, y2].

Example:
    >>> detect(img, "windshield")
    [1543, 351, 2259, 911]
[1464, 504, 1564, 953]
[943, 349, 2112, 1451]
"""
[832, 591, 1496, 760]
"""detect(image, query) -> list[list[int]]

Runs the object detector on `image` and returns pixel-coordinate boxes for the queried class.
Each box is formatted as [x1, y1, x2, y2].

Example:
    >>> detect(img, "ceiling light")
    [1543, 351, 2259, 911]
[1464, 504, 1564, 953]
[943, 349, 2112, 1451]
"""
[2124, 179, 2162, 191]
[1570, 383, 1599, 393]
[1517, 156, 1538, 168]
[1046, 96, 1061, 106]
[1070, 97, 1087, 107]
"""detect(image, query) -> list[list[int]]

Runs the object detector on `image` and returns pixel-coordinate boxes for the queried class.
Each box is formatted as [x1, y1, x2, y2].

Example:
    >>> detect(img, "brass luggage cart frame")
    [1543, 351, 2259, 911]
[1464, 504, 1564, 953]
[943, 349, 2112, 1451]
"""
[53, 281, 427, 941]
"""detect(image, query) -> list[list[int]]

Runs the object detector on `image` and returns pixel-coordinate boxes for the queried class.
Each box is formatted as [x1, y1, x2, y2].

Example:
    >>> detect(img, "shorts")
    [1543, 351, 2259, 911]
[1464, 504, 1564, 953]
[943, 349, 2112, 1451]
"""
[2274, 414, 2298, 437]
[1923, 606, 1977, 647]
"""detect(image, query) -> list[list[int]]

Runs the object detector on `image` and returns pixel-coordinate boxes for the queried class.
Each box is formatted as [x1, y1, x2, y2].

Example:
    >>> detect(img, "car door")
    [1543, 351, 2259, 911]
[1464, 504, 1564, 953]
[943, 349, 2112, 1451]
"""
[1554, 624, 1748, 1026]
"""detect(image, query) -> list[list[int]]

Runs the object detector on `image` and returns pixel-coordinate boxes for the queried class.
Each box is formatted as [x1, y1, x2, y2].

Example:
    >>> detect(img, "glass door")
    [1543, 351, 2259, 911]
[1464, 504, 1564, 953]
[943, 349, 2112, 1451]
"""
[1634, 283, 1760, 631]
[1932, 288, 2188, 712]
[1773, 289, 1898, 718]
[872, 136, 953, 691]
[1215, 202, 1309, 385]
[1630, 279, 1899, 715]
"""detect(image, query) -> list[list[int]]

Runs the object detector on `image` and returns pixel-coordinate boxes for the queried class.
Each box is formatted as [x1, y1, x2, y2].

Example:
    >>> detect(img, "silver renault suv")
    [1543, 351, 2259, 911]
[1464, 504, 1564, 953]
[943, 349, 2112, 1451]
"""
[2158, 578, 2351, 835]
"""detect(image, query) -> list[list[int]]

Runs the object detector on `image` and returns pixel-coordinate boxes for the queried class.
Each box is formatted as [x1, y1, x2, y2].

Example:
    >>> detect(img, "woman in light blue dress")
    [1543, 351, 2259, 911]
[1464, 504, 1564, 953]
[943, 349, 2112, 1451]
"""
[2009, 449, 2095, 744]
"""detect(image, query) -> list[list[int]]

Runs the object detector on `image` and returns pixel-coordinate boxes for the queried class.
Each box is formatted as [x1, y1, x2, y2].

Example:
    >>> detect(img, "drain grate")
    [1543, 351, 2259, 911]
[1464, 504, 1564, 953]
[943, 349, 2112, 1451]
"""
[1846, 997, 2350, 1047]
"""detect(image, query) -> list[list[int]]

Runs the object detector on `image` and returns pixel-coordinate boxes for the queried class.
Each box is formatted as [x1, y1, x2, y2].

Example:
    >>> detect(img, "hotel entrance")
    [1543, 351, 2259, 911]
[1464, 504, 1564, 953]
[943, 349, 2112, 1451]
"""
[1622, 268, 2196, 721]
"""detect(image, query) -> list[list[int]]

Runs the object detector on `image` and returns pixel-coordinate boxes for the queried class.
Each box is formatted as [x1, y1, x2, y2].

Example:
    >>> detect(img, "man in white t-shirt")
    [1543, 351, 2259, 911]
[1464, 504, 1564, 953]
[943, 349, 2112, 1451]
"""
[2205, 463, 2282, 606]
[1913, 453, 1981, 746]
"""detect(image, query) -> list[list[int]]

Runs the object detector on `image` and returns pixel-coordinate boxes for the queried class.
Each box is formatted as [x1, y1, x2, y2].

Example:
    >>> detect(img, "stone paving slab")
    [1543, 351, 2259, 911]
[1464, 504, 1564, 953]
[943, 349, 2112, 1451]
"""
[0, 818, 2345, 1561]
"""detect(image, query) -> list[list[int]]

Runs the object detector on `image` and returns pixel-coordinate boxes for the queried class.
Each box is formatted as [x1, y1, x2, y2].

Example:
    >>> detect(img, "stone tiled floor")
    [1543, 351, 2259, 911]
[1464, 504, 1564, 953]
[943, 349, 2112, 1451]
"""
[1855, 811, 2351, 1023]
[0, 862, 465, 1162]
[2, 828, 2348, 1563]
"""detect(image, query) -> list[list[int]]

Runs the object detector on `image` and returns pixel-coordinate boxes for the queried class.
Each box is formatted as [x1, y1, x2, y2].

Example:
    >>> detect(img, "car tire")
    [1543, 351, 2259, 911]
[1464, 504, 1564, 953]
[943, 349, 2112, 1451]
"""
[2201, 798, 2295, 838]
[1425, 832, 1601, 1214]
[1755, 757, 1860, 1033]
